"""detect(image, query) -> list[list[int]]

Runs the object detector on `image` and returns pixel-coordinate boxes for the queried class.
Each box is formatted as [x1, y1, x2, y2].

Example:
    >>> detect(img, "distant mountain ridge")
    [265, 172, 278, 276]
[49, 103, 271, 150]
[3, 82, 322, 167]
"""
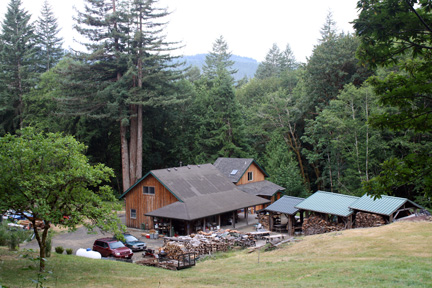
[177, 54, 259, 81]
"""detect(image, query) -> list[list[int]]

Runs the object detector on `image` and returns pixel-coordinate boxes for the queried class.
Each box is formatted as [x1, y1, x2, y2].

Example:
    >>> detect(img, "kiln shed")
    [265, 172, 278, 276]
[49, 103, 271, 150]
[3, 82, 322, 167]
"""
[120, 163, 269, 236]
[295, 191, 360, 230]
[349, 194, 423, 223]
[262, 196, 305, 236]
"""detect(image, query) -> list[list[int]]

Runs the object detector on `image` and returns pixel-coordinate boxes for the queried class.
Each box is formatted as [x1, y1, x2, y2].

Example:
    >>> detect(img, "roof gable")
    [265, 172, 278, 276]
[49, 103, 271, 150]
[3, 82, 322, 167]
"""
[349, 194, 423, 216]
[295, 191, 360, 217]
[213, 158, 269, 183]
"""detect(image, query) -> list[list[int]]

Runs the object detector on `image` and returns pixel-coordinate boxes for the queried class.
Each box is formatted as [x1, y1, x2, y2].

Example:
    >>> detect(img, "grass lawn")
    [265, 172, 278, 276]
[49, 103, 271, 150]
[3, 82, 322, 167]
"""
[1, 221, 431, 287]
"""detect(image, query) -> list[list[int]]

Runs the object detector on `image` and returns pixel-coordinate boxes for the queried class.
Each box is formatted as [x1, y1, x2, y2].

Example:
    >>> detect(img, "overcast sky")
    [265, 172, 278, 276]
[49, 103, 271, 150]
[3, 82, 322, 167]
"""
[0, 0, 360, 62]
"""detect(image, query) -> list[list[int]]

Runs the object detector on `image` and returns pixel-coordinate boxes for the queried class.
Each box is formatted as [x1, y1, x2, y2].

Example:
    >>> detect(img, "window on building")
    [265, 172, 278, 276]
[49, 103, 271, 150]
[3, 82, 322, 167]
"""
[130, 209, 137, 219]
[248, 172, 253, 181]
[143, 186, 155, 195]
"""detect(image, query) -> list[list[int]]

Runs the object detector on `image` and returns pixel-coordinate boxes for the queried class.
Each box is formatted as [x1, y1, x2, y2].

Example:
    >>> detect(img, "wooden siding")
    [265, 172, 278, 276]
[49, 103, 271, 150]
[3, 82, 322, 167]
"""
[124, 174, 178, 229]
[236, 163, 265, 185]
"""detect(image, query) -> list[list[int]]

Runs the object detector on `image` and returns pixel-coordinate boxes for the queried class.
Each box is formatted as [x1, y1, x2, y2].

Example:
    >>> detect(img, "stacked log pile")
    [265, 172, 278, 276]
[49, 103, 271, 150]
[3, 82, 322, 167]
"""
[302, 216, 345, 236]
[257, 214, 270, 230]
[160, 229, 256, 260]
[354, 212, 386, 228]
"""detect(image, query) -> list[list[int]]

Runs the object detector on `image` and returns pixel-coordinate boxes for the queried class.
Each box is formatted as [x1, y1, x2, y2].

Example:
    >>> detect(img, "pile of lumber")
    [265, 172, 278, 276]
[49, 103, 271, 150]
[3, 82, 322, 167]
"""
[160, 229, 256, 260]
[354, 212, 386, 228]
[302, 216, 345, 236]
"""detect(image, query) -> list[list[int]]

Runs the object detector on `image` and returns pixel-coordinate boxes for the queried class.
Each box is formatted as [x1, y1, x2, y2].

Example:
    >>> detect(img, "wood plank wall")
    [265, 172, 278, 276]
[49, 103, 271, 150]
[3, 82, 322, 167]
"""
[236, 163, 265, 185]
[124, 174, 178, 229]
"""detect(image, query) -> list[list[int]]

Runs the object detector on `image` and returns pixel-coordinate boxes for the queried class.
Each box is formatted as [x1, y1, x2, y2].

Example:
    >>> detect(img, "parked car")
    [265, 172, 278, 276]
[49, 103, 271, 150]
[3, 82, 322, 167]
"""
[118, 233, 147, 252]
[92, 238, 133, 259]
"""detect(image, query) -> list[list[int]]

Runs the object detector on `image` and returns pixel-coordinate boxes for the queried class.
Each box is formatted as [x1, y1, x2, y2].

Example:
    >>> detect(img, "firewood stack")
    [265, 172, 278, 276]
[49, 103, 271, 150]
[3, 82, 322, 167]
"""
[160, 229, 256, 259]
[302, 216, 345, 236]
[354, 212, 386, 228]
[257, 214, 270, 230]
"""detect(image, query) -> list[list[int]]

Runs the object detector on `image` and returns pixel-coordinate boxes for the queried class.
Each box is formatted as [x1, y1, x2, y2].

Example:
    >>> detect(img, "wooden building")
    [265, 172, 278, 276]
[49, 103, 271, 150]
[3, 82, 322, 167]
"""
[119, 163, 269, 235]
[213, 158, 284, 211]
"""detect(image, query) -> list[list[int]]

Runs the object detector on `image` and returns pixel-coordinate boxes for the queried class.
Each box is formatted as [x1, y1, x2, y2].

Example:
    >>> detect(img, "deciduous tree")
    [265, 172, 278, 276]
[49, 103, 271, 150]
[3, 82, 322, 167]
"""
[0, 128, 122, 272]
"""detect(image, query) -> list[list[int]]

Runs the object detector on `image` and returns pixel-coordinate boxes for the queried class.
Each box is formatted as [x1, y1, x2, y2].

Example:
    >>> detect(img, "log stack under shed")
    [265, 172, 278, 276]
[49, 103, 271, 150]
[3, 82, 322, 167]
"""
[302, 216, 345, 236]
[354, 212, 386, 228]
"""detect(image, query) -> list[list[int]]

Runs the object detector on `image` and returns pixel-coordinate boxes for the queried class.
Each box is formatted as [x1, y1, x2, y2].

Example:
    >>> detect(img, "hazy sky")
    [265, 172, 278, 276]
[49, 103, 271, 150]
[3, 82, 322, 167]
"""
[0, 0, 360, 62]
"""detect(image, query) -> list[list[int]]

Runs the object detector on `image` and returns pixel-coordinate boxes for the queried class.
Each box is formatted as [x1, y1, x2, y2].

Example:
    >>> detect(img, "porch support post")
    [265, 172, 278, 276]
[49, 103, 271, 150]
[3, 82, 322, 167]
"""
[232, 211, 236, 229]
[246, 208, 249, 225]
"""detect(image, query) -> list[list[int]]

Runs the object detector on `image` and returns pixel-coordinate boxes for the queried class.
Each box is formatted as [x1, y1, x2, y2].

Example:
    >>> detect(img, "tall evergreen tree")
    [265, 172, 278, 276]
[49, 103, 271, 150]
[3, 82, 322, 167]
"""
[55, 0, 182, 192]
[255, 43, 297, 79]
[255, 43, 283, 79]
[194, 37, 248, 162]
[263, 131, 306, 197]
[0, 0, 38, 135]
[35, 0, 64, 72]
[202, 35, 237, 82]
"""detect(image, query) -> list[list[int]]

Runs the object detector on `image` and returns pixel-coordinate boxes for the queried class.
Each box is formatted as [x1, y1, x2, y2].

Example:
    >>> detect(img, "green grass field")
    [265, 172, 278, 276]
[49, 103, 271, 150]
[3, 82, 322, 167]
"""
[1, 221, 431, 288]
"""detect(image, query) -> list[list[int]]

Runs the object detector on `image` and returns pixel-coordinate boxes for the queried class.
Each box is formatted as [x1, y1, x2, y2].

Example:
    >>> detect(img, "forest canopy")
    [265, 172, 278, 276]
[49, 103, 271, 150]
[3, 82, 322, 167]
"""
[0, 0, 430, 208]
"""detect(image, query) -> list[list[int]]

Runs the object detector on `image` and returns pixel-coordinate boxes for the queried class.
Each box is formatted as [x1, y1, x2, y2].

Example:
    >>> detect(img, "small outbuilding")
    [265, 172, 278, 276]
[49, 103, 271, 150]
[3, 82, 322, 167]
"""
[262, 195, 305, 236]
[295, 191, 360, 230]
[349, 194, 423, 223]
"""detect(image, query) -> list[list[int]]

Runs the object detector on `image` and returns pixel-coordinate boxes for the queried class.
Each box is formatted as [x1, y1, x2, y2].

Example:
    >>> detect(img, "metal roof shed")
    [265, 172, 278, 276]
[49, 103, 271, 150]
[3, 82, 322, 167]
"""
[295, 191, 360, 229]
[263, 196, 305, 236]
[295, 191, 359, 217]
[349, 194, 423, 222]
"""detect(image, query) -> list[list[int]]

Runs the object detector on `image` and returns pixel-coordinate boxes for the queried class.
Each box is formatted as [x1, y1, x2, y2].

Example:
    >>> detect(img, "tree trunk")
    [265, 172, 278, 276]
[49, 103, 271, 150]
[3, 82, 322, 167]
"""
[33, 223, 50, 272]
[136, 104, 143, 180]
[129, 105, 138, 186]
[121, 122, 130, 192]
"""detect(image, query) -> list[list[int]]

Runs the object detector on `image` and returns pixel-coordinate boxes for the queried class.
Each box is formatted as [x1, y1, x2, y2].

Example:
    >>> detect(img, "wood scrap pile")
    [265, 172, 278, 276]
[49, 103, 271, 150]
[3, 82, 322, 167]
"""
[302, 216, 345, 236]
[160, 229, 256, 259]
[354, 212, 386, 228]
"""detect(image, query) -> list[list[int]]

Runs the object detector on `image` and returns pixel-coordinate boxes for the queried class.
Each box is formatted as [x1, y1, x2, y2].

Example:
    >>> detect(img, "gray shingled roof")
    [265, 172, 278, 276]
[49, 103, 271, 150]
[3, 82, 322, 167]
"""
[213, 158, 268, 183]
[142, 164, 270, 220]
[236, 180, 285, 197]
[295, 191, 360, 217]
[264, 195, 305, 215]
[349, 194, 423, 216]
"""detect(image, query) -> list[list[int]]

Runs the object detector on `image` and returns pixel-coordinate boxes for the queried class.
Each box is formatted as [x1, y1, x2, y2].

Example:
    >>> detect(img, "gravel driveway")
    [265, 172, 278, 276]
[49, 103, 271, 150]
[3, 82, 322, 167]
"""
[21, 214, 164, 261]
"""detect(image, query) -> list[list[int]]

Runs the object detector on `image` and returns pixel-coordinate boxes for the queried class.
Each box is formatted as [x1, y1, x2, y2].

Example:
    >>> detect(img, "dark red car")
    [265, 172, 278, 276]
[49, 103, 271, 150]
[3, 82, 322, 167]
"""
[93, 238, 133, 259]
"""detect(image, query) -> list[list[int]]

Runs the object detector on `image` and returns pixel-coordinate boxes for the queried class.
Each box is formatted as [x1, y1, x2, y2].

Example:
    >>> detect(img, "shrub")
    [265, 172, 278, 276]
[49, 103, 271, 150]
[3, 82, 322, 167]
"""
[55, 246, 64, 254]
[0, 222, 32, 250]
[66, 248, 73, 255]
[45, 234, 52, 257]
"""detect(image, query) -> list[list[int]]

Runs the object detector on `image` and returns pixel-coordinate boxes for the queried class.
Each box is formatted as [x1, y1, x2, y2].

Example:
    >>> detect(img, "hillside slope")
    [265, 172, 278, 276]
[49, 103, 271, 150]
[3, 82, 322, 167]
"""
[1, 221, 431, 287]
[176, 54, 259, 80]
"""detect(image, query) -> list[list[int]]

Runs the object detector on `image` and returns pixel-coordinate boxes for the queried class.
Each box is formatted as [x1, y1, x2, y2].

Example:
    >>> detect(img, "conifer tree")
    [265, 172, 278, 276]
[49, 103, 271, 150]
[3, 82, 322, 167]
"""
[195, 37, 248, 162]
[202, 35, 237, 82]
[55, 0, 182, 191]
[35, 0, 64, 72]
[0, 0, 38, 134]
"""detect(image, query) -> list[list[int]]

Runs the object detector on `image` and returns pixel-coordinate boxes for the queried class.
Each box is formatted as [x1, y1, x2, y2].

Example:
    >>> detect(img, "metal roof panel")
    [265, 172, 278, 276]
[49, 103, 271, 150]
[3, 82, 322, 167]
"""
[349, 194, 423, 216]
[295, 191, 359, 217]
